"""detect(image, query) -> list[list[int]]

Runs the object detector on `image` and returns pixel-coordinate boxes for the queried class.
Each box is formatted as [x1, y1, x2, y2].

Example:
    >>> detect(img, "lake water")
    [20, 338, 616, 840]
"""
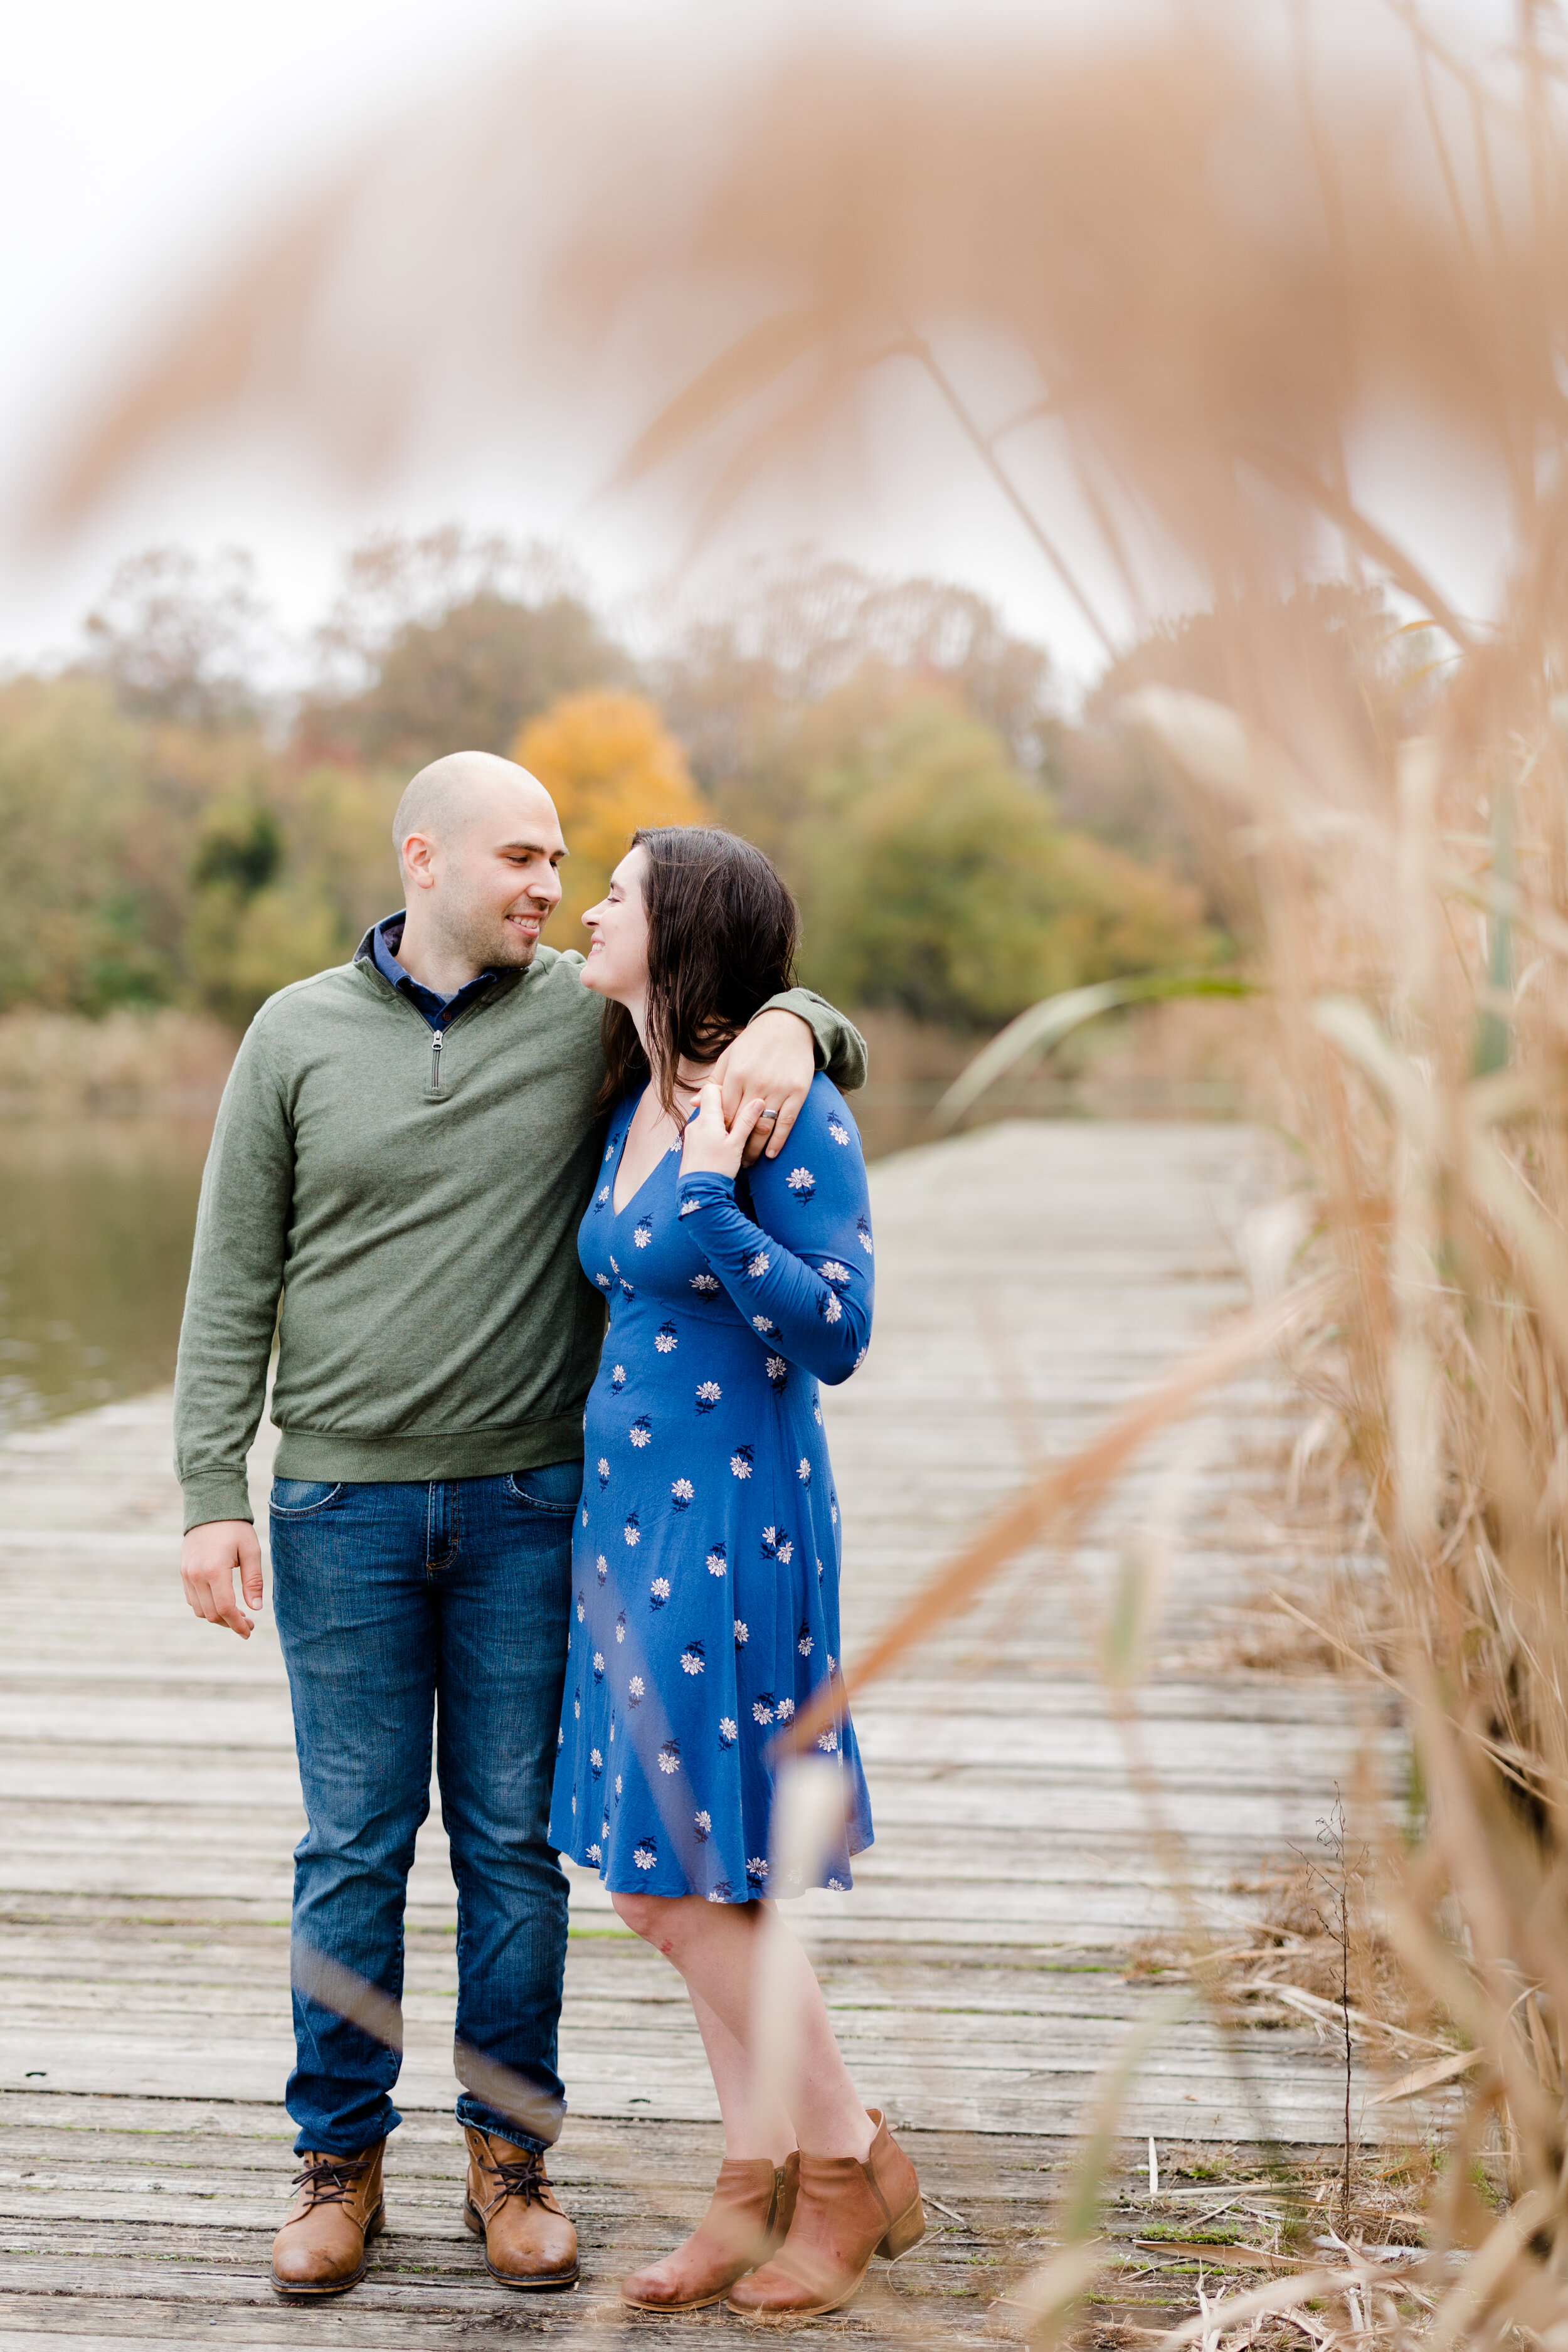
[0, 1092, 969, 1434]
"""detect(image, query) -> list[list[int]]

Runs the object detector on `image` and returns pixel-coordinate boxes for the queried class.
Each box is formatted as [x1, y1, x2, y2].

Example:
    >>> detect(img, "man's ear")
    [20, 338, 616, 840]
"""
[401, 831, 438, 893]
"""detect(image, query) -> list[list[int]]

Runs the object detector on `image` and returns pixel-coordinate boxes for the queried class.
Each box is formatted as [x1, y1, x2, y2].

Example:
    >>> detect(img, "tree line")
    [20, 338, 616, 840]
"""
[3, 528, 1411, 1034]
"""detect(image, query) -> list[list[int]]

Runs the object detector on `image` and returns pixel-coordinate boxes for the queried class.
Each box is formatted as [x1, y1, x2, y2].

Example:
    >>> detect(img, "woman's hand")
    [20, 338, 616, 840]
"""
[710, 1008, 815, 1162]
[680, 1082, 768, 1181]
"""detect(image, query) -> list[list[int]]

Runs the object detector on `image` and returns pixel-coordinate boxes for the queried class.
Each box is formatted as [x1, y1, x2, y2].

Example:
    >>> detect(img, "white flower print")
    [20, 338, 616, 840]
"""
[611, 1364, 627, 1389]
[777, 1539, 794, 1567]
[628, 1675, 645, 1703]
[786, 1166, 815, 1196]
[610, 1256, 620, 1275]
[634, 1841, 657, 1871]
[657, 1740, 680, 1776]
[615, 1611, 626, 1644]
[730, 1446, 754, 1479]
[734, 1619, 749, 1646]
[761, 1525, 779, 1555]
[655, 1322, 677, 1353]
[634, 1219, 652, 1249]
[747, 1857, 770, 1884]
[650, 1576, 671, 1607]
[590, 1747, 603, 1772]
[705, 1545, 727, 1576]
[670, 1476, 694, 1511]
[597, 1458, 610, 1486]
[776, 1696, 795, 1724]
[601, 1814, 611, 1840]
[719, 1717, 738, 1745]
[827, 1875, 849, 1892]
[605, 1141, 617, 1163]
[820, 1259, 851, 1287]
[680, 1643, 705, 1675]
[596, 1185, 610, 1204]
[595, 1271, 610, 1290]
[615, 1774, 623, 1796]
[752, 1314, 775, 1333]
[813, 1404, 823, 1426]
[856, 1217, 874, 1256]
[570, 1793, 576, 1814]
[696, 1379, 722, 1412]
[587, 1841, 602, 1865]
[753, 1697, 775, 1726]
[830, 1501, 839, 1528]
[827, 1118, 850, 1147]
[817, 1729, 839, 1754]
[798, 1457, 811, 1483]
[853, 1344, 867, 1369]
[691, 1271, 719, 1293]
[822, 1293, 842, 1325]
[679, 1192, 701, 1217]
[556, 1726, 564, 1749]
[581, 1503, 588, 1526]
[576, 1595, 585, 1622]
[766, 1355, 788, 1391]
[629, 1417, 652, 1448]
[694, 1809, 712, 1840]
[596, 1554, 608, 1584]
[827, 1653, 837, 1675]
[798, 1627, 815, 1657]
[593, 1651, 605, 1677]
[573, 1696, 581, 1719]
[624, 1515, 640, 1546]
[745, 1251, 771, 1279]
[706, 1888, 724, 1903]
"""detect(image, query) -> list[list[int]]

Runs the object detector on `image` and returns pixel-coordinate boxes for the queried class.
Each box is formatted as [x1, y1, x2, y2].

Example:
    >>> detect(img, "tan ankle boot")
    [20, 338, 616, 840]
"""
[269, 2143, 386, 2297]
[621, 2153, 800, 2311]
[726, 2111, 923, 2320]
[462, 2126, 580, 2289]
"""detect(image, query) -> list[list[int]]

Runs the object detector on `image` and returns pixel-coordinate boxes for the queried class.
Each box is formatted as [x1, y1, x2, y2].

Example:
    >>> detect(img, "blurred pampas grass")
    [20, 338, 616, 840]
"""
[42, 1, 1568, 2336]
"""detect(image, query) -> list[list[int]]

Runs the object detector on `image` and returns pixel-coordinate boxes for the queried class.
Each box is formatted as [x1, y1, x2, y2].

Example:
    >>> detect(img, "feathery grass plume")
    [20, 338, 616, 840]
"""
[42, 6, 1568, 2333]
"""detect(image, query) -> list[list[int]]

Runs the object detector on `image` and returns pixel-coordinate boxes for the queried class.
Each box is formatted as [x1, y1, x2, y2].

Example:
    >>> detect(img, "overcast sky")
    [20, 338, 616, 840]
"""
[0, 0, 1520, 689]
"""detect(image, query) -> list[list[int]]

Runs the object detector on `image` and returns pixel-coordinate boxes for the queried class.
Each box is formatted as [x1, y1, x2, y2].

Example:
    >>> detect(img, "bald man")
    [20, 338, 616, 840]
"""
[172, 753, 866, 2301]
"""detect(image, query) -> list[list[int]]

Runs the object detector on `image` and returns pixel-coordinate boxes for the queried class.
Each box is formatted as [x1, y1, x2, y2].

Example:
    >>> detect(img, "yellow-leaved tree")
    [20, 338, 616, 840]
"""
[513, 691, 706, 944]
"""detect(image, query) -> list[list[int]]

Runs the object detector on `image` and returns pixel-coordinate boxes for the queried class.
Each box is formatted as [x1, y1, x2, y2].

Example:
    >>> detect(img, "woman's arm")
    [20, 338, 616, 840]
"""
[675, 1081, 874, 1384]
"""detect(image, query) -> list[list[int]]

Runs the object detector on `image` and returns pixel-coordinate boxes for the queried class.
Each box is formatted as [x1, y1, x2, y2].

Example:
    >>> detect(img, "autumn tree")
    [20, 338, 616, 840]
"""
[514, 690, 707, 941]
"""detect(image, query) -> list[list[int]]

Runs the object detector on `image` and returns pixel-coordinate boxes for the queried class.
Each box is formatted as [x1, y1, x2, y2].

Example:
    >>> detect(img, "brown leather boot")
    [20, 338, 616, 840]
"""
[726, 2111, 923, 2320]
[462, 2126, 580, 2289]
[621, 2153, 800, 2311]
[269, 2143, 386, 2297]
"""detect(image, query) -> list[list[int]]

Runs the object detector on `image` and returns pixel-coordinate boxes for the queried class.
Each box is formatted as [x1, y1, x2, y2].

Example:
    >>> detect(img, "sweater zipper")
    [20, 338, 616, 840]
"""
[430, 1029, 443, 1093]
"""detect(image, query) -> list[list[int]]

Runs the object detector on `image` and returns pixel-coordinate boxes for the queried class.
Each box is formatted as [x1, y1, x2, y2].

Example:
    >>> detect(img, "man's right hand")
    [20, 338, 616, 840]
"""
[181, 1519, 265, 1638]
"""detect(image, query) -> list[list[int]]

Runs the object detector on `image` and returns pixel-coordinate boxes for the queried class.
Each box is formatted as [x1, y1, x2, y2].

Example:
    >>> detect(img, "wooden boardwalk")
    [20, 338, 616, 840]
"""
[0, 1121, 1411, 2344]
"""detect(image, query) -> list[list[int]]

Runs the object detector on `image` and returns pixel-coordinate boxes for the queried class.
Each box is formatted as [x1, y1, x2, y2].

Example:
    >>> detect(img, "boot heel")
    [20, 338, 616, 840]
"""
[877, 2198, 925, 2260]
[463, 2199, 485, 2239]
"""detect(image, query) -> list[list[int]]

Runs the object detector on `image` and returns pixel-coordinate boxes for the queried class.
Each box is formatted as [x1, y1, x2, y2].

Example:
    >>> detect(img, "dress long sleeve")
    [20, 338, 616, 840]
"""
[673, 1080, 874, 1385]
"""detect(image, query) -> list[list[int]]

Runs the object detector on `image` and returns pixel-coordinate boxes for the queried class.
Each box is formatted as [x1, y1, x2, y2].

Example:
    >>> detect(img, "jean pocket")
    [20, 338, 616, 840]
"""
[502, 1460, 582, 1516]
[269, 1479, 344, 1518]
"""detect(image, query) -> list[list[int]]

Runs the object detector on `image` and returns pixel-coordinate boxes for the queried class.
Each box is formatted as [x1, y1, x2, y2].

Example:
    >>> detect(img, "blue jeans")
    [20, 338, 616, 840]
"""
[268, 1464, 580, 2157]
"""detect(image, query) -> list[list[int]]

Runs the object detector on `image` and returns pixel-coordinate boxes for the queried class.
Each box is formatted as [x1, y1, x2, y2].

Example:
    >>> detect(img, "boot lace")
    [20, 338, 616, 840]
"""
[485, 2146, 551, 2208]
[292, 2153, 373, 2211]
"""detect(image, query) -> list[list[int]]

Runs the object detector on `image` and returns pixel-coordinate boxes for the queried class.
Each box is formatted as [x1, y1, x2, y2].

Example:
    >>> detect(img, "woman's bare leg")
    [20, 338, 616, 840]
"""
[613, 1890, 873, 2160]
[689, 1987, 797, 2161]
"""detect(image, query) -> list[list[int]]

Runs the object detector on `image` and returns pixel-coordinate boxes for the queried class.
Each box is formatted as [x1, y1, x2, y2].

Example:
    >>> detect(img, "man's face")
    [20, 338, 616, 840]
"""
[413, 781, 568, 969]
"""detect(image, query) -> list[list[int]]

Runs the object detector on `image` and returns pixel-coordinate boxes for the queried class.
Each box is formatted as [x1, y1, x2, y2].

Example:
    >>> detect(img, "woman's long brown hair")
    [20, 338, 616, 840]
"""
[597, 827, 800, 1112]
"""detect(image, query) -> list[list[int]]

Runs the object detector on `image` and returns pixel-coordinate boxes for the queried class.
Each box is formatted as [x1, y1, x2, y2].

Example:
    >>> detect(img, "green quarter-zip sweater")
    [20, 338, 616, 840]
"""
[172, 933, 867, 1532]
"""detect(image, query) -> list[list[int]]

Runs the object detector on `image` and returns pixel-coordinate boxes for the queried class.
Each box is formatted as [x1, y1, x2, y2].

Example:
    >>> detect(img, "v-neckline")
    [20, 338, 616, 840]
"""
[610, 1093, 682, 1219]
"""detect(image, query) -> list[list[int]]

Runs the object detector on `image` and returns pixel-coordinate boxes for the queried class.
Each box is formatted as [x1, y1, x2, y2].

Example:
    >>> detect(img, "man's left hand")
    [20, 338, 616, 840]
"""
[711, 1009, 816, 1165]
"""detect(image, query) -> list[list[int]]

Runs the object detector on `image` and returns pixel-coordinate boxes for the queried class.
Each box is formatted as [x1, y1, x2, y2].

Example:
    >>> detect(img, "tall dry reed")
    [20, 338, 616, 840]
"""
[42, 5, 1568, 2338]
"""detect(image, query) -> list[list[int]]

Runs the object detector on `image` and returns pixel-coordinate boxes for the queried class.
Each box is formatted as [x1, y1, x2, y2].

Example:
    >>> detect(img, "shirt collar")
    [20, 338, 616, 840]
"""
[362, 912, 504, 1027]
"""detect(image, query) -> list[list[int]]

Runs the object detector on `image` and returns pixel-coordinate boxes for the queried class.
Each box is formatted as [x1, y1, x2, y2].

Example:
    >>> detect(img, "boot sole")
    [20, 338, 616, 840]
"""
[725, 2198, 926, 2323]
[463, 2196, 580, 2290]
[269, 2200, 384, 2298]
[620, 2284, 736, 2312]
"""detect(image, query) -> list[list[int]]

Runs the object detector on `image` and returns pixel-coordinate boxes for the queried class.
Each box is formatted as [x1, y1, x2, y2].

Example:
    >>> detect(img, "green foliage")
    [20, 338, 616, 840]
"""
[790, 697, 1217, 1030]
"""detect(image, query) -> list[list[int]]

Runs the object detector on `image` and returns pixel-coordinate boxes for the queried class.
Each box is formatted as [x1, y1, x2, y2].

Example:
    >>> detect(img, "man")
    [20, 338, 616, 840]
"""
[174, 751, 866, 2299]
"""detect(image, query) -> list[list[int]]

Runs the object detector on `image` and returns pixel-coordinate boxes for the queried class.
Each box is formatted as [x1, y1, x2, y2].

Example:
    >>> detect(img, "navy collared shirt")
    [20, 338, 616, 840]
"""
[368, 913, 500, 1031]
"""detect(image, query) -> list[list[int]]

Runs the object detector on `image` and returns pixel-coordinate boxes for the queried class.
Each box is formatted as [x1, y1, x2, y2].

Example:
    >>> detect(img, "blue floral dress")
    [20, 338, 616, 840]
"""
[549, 1073, 874, 1902]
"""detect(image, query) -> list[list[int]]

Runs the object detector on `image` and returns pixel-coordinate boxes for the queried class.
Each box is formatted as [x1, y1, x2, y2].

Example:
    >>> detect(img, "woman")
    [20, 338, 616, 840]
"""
[549, 826, 923, 2320]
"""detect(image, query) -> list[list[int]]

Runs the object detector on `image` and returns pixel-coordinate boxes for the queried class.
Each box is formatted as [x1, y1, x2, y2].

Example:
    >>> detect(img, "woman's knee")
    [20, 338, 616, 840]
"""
[611, 1888, 666, 1942]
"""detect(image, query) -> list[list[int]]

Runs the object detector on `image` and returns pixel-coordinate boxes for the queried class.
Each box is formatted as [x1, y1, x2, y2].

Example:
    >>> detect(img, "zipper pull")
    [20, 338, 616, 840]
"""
[430, 1029, 444, 1091]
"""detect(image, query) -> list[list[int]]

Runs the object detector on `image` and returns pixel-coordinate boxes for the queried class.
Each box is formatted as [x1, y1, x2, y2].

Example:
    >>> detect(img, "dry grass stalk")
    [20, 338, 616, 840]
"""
[40, 6, 1568, 2338]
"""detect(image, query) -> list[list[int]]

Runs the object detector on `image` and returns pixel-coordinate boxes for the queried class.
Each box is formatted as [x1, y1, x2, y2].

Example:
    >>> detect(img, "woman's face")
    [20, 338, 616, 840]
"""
[581, 845, 651, 1005]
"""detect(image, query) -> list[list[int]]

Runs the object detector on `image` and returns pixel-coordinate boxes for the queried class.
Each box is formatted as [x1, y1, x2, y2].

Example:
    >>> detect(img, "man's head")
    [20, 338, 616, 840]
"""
[392, 750, 567, 975]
